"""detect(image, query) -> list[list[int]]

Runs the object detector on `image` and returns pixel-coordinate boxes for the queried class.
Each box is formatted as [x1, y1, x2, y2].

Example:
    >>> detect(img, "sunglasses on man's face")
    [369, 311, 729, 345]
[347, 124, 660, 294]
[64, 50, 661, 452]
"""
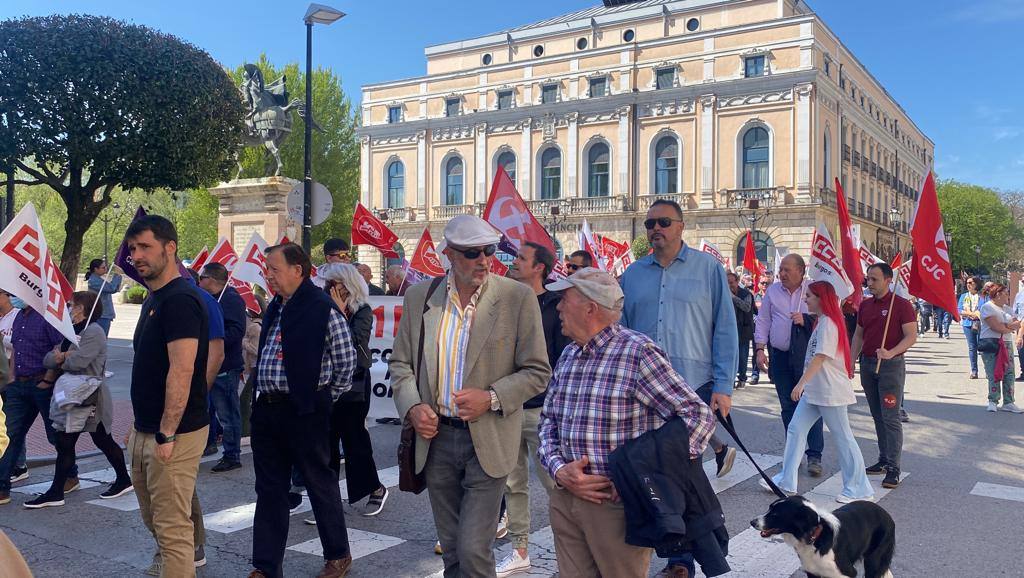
[451, 244, 497, 259]
[644, 217, 683, 230]
[566, 263, 581, 272]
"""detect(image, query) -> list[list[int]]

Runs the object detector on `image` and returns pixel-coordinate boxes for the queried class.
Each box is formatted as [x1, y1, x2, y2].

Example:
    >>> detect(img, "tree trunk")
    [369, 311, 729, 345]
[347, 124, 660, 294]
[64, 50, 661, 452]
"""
[61, 215, 90, 288]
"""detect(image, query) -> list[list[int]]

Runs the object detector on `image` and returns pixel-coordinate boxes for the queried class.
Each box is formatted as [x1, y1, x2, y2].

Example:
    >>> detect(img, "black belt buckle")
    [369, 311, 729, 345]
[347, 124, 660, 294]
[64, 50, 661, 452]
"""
[438, 415, 470, 430]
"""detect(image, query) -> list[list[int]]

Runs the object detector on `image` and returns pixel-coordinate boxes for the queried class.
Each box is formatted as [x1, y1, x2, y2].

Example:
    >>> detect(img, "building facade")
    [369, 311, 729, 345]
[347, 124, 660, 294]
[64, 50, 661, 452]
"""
[356, 0, 933, 273]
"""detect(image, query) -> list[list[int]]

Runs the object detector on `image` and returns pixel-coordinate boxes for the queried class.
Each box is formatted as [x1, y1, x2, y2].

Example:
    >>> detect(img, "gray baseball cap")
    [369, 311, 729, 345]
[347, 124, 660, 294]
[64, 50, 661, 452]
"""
[545, 267, 624, 311]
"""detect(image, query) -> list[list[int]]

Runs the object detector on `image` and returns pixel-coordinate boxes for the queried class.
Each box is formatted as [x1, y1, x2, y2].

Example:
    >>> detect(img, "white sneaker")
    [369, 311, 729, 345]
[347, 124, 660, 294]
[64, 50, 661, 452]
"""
[836, 494, 874, 504]
[1000, 402, 1023, 413]
[495, 550, 531, 577]
[496, 510, 508, 539]
[759, 477, 796, 496]
[987, 402, 998, 412]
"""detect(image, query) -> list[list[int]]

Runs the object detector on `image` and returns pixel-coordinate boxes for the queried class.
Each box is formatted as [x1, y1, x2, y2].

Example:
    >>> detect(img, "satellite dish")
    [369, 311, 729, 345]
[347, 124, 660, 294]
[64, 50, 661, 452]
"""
[287, 182, 334, 226]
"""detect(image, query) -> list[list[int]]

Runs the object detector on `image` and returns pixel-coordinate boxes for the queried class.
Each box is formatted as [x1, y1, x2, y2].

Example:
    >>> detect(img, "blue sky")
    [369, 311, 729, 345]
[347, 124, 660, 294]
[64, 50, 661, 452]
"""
[3, 0, 1021, 191]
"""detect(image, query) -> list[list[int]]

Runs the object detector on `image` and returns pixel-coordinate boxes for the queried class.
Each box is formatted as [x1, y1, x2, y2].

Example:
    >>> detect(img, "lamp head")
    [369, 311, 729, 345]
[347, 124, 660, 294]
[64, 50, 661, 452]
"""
[304, 3, 346, 24]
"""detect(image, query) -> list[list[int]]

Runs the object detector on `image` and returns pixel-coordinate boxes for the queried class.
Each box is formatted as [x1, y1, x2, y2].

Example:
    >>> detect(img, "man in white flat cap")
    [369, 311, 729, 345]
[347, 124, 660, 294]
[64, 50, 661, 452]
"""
[390, 214, 551, 578]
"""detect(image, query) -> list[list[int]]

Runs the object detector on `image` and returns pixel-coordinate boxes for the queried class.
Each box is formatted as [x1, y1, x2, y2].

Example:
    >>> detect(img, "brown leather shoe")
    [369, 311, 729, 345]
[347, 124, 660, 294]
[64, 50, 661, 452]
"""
[316, 556, 352, 578]
[657, 565, 690, 578]
[247, 571, 268, 578]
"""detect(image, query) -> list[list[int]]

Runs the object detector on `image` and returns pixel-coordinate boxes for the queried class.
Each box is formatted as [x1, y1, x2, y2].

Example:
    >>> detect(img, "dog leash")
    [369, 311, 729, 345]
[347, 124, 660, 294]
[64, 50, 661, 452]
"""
[715, 409, 789, 499]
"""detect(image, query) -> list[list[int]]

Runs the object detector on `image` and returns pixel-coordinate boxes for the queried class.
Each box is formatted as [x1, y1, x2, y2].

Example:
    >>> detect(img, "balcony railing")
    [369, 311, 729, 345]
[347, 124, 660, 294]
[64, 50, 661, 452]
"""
[843, 144, 851, 162]
[378, 207, 418, 223]
[636, 193, 684, 211]
[857, 202, 865, 217]
[432, 204, 476, 221]
[852, 151, 862, 166]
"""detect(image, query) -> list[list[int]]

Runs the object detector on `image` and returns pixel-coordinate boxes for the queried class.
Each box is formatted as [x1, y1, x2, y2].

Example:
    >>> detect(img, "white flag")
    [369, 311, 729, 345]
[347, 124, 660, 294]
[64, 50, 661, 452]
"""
[0, 203, 78, 343]
[809, 224, 854, 300]
[858, 242, 884, 276]
[891, 254, 912, 299]
[232, 232, 272, 294]
[698, 238, 729, 268]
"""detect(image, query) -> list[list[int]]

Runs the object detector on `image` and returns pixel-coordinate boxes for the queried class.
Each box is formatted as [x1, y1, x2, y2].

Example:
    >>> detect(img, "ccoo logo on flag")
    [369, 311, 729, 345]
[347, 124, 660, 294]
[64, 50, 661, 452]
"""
[2, 225, 43, 278]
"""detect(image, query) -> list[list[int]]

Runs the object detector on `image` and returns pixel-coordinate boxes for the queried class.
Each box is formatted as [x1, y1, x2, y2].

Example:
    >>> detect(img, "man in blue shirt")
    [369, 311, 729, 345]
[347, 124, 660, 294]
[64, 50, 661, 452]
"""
[620, 199, 739, 578]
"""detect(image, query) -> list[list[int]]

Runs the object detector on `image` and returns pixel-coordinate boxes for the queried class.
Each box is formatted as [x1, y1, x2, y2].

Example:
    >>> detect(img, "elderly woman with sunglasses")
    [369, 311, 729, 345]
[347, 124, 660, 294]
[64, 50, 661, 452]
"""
[317, 262, 389, 516]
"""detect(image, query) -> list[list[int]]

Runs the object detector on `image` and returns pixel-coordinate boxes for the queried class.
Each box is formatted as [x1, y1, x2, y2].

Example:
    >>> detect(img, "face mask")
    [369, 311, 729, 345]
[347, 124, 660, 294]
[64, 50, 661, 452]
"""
[9, 296, 26, 309]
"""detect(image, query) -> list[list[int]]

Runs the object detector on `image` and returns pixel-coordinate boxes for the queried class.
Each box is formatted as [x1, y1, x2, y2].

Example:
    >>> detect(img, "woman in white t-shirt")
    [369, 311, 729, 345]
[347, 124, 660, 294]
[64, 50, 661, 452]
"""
[979, 283, 1022, 413]
[762, 281, 875, 503]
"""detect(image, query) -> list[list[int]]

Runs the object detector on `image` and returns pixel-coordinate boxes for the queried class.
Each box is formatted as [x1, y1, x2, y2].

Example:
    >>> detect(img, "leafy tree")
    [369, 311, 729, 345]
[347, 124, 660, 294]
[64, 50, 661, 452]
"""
[632, 234, 650, 261]
[936, 179, 1020, 273]
[0, 15, 244, 283]
[230, 54, 359, 249]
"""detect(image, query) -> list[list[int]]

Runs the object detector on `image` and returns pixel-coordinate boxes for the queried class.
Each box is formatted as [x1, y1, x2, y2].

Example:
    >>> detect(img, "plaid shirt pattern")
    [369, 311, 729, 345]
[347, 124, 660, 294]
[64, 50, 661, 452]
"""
[256, 307, 356, 401]
[538, 324, 714, 479]
[12, 308, 65, 378]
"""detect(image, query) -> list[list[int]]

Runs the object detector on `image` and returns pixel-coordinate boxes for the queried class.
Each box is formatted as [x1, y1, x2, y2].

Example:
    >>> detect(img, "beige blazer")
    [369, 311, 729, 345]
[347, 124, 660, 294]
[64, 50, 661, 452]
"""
[390, 274, 551, 478]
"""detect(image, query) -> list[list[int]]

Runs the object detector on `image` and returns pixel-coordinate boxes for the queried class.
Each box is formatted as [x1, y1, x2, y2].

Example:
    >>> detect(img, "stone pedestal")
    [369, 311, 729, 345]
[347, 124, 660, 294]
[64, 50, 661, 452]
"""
[209, 177, 300, 249]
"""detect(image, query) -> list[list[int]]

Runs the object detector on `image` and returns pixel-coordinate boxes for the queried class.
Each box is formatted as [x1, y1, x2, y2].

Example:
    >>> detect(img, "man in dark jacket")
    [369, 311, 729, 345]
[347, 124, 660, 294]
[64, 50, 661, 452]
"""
[249, 243, 356, 578]
[727, 271, 755, 389]
[501, 241, 571, 575]
[199, 262, 247, 472]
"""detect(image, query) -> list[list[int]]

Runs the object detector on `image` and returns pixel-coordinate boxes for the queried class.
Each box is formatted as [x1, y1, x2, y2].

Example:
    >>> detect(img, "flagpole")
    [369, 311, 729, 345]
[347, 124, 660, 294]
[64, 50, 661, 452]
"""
[218, 269, 234, 302]
[875, 289, 898, 373]
[83, 269, 111, 329]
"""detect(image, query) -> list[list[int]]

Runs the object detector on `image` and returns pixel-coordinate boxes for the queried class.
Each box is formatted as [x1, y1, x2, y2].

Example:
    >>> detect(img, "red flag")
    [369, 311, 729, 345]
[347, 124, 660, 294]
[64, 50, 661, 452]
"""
[834, 178, 864, 307]
[351, 204, 399, 258]
[190, 246, 210, 272]
[409, 229, 446, 278]
[489, 258, 509, 276]
[743, 230, 758, 285]
[207, 238, 262, 314]
[908, 173, 959, 321]
[482, 166, 556, 255]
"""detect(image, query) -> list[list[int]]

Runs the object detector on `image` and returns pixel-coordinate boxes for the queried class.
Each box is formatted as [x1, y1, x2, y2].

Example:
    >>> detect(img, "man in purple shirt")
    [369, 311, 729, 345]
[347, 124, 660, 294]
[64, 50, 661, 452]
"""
[0, 306, 77, 505]
[753, 253, 824, 476]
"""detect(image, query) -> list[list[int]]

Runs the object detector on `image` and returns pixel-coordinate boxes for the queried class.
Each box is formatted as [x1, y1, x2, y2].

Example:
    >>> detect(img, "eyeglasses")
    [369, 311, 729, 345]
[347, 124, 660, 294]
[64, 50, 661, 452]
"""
[450, 244, 497, 259]
[566, 263, 581, 271]
[644, 217, 683, 230]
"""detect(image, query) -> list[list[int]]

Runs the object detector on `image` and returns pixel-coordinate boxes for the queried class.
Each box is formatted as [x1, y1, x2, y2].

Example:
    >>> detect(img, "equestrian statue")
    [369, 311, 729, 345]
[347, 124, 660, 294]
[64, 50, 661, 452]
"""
[236, 63, 319, 178]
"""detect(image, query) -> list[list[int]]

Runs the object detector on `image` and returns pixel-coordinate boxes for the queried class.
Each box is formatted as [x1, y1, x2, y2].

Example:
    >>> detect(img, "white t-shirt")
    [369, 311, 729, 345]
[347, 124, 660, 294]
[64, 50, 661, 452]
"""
[802, 317, 856, 406]
[980, 302, 1014, 343]
[0, 308, 17, 360]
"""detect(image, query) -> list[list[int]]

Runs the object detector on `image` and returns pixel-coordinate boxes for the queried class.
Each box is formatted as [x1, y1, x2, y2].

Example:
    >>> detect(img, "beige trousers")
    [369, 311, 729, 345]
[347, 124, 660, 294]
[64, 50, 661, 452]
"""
[503, 407, 554, 549]
[548, 488, 652, 578]
[130, 426, 207, 578]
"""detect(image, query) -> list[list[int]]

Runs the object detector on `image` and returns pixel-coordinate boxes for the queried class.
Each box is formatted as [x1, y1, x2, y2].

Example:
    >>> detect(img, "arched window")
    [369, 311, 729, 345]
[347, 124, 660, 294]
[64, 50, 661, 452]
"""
[540, 148, 561, 200]
[587, 142, 610, 197]
[444, 156, 463, 205]
[496, 150, 516, 184]
[386, 161, 404, 208]
[742, 127, 770, 188]
[735, 230, 776, 269]
[654, 136, 678, 194]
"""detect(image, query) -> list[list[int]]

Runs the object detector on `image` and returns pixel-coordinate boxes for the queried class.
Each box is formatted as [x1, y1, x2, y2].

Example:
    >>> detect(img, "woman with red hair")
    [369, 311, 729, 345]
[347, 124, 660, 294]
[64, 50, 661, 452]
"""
[761, 281, 874, 503]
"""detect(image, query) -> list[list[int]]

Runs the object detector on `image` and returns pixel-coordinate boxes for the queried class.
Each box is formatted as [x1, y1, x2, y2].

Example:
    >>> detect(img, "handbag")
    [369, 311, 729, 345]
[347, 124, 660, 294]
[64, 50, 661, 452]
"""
[397, 276, 445, 495]
[977, 338, 1000, 354]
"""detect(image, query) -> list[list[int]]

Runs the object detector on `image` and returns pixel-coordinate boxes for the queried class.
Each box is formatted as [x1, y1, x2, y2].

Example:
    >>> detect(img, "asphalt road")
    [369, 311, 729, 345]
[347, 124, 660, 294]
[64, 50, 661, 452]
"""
[2, 319, 1022, 577]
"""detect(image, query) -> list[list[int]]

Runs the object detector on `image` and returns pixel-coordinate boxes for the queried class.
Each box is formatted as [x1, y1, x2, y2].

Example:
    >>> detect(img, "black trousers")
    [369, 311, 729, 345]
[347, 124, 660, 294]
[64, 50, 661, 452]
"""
[251, 394, 350, 577]
[48, 422, 129, 499]
[330, 375, 382, 504]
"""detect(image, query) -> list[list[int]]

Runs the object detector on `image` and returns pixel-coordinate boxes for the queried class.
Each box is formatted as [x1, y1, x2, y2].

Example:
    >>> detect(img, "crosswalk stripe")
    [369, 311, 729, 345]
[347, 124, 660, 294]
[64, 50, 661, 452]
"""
[286, 528, 405, 559]
[425, 453, 784, 578]
[203, 466, 402, 534]
[970, 481, 1024, 504]
[719, 471, 909, 577]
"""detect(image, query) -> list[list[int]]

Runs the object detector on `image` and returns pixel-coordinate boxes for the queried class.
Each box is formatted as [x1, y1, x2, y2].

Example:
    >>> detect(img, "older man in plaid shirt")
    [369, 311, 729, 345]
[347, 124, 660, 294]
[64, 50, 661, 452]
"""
[539, 268, 714, 578]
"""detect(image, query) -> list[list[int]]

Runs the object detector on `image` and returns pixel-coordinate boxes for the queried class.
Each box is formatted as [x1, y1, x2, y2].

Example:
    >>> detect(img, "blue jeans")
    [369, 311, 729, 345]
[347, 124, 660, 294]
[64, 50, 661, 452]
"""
[94, 318, 112, 335]
[209, 369, 242, 461]
[0, 380, 78, 492]
[770, 347, 823, 460]
[963, 325, 980, 375]
[772, 401, 873, 499]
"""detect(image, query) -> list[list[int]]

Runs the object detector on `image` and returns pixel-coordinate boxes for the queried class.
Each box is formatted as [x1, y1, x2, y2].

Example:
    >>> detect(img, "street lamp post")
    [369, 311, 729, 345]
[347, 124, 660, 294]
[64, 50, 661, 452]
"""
[973, 244, 982, 272]
[302, 3, 345, 254]
[888, 206, 903, 261]
[98, 202, 123, 263]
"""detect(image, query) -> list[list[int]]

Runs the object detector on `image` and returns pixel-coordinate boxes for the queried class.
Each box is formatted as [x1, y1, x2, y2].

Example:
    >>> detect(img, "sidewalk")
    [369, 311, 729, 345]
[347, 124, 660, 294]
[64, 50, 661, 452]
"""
[22, 303, 141, 463]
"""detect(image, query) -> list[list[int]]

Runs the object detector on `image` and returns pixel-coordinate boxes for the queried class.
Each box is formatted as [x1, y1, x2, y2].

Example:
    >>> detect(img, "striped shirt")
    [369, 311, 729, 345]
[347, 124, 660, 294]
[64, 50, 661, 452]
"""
[538, 324, 715, 479]
[256, 307, 355, 401]
[435, 278, 486, 417]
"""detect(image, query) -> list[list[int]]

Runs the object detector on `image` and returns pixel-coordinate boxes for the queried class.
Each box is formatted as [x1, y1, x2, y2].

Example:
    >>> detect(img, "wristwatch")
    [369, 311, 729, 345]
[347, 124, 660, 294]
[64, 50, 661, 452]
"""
[488, 389, 501, 413]
[155, 432, 177, 445]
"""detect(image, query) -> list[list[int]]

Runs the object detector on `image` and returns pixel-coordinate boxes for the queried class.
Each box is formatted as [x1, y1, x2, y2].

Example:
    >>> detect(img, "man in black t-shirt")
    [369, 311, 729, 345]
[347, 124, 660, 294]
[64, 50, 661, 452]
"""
[126, 215, 209, 578]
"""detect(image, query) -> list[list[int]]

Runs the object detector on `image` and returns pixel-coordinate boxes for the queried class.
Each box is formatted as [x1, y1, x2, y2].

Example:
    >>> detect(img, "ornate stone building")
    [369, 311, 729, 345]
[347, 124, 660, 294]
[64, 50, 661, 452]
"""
[355, 0, 933, 272]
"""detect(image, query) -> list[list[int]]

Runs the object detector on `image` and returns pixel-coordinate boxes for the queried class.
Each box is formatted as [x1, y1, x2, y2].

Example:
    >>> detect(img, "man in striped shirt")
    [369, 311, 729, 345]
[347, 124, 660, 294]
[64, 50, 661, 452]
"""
[539, 268, 714, 578]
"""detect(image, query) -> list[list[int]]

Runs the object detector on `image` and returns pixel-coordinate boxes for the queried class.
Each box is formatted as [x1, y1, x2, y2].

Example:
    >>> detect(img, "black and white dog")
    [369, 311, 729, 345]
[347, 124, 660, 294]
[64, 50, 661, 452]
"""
[751, 496, 896, 578]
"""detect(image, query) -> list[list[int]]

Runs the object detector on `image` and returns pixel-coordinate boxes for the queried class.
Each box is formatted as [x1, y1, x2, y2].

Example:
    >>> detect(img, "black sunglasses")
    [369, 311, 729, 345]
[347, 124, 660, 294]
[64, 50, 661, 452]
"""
[566, 263, 582, 271]
[450, 244, 497, 259]
[644, 217, 683, 230]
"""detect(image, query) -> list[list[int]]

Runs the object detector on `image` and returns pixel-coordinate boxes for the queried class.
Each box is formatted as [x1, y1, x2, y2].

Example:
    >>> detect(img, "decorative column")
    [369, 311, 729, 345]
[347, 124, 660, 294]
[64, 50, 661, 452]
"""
[795, 83, 813, 202]
[416, 130, 427, 213]
[617, 106, 630, 197]
[474, 122, 488, 204]
[520, 118, 532, 199]
[699, 95, 716, 208]
[567, 112, 579, 198]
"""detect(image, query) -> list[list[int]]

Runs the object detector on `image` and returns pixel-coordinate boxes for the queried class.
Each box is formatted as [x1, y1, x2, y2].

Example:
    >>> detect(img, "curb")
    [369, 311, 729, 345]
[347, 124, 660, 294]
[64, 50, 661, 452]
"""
[26, 444, 126, 468]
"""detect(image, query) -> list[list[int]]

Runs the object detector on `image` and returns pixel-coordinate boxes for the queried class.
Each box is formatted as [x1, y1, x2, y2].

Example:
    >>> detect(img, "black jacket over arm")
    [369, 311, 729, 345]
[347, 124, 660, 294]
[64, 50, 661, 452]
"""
[609, 418, 731, 577]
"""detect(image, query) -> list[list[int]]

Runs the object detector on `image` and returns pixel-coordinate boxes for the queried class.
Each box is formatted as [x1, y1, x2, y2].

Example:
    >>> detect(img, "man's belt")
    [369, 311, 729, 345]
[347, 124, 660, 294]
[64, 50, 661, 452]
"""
[258, 391, 290, 404]
[438, 415, 470, 430]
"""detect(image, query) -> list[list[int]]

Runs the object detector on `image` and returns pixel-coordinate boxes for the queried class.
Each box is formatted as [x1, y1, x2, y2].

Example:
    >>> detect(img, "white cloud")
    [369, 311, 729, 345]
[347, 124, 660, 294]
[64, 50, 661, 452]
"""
[993, 127, 1022, 141]
[954, 0, 1024, 23]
